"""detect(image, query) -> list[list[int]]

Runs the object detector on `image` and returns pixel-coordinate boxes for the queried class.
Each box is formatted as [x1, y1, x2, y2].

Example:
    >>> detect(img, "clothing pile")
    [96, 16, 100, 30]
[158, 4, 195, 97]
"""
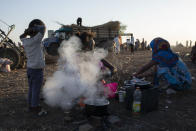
[0, 58, 12, 72]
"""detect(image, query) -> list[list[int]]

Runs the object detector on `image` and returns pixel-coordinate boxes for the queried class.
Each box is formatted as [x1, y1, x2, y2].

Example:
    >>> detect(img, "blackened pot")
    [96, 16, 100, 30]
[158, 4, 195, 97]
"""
[84, 99, 110, 117]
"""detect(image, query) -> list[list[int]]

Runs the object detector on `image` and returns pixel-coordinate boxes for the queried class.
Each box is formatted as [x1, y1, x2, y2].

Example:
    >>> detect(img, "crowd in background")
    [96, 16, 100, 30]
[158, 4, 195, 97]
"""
[113, 34, 150, 54]
[112, 34, 196, 63]
[176, 40, 195, 48]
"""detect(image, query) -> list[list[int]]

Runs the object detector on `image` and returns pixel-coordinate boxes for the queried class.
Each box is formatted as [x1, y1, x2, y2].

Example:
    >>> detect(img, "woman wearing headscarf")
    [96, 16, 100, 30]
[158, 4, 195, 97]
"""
[133, 37, 192, 91]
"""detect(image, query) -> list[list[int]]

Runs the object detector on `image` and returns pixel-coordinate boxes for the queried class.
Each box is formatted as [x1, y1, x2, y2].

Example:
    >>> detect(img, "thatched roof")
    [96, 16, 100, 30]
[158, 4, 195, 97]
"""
[59, 21, 120, 39]
[70, 21, 120, 31]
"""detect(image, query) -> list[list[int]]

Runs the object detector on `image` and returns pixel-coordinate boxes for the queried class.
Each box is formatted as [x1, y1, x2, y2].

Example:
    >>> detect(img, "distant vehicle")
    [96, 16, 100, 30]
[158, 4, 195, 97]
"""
[43, 26, 73, 56]
[43, 21, 120, 56]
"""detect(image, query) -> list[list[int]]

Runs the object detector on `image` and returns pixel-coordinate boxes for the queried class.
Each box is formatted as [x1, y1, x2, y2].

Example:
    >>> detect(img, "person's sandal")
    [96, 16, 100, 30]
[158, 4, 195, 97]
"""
[29, 106, 48, 117]
[37, 108, 47, 117]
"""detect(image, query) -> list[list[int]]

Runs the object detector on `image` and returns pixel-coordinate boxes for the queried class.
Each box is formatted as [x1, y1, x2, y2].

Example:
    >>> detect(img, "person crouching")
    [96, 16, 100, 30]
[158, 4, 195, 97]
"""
[133, 37, 192, 91]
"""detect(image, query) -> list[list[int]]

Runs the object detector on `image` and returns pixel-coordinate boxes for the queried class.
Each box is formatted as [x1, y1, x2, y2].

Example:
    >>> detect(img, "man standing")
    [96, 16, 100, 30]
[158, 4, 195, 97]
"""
[190, 40, 192, 47]
[135, 39, 140, 51]
[191, 42, 196, 63]
[186, 40, 189, 48]
[126, 39, 131, 51]
[77, 17, 82, 26]
[113, 35, 121, 54]
[144, 41, 147, 50]
[141, 38, 145, 50]
[130, 33, 134, 54]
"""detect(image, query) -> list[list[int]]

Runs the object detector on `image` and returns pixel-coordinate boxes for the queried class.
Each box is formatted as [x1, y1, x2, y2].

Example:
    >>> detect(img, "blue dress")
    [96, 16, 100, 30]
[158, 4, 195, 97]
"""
[150, 38, 192, 90]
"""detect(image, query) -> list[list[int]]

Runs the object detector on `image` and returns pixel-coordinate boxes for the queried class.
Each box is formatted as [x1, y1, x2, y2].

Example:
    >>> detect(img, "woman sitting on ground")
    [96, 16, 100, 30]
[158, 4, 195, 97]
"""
[133, 37, 192, 91]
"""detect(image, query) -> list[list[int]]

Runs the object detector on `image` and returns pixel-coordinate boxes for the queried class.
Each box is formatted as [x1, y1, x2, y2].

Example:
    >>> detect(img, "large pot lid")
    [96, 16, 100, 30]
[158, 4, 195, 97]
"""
[84, 98, 109, 106]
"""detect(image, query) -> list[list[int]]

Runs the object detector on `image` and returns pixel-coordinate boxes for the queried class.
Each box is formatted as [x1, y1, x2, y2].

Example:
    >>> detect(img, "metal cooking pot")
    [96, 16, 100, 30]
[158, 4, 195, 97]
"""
[84, 98, 110, 117]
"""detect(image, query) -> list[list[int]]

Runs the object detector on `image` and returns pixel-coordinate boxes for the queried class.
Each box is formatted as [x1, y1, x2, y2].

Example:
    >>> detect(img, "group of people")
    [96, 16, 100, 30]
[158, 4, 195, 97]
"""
[113, 34, 149, 55]
[185, 40, 194, 48]
[134, 38, 149, 51]
[0, 19, 193, 117]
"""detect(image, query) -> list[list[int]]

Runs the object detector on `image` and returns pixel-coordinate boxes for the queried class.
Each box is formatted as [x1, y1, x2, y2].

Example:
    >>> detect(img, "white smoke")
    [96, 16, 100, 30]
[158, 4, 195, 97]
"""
[43, 36, 108, 109]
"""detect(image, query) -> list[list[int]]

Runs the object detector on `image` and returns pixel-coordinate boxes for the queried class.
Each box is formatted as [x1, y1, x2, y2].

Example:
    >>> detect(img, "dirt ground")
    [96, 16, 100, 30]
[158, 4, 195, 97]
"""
[0, 47, 196, 131]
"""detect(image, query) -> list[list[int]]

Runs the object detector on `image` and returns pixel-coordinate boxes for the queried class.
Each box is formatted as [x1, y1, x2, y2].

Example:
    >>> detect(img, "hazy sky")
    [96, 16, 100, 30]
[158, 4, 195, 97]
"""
[1, 0, 196, 45]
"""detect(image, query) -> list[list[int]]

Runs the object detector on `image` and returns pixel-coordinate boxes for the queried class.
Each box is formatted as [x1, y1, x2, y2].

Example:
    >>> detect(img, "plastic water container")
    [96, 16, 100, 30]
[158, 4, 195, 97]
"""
[125, 84, 159, 113]
[118, 91, 126, 102]
[132, 87, 142, 113]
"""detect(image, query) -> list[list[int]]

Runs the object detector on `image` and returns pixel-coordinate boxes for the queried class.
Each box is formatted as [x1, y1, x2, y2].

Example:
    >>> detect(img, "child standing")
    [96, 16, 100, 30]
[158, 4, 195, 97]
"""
[20, 19, 47, 116]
